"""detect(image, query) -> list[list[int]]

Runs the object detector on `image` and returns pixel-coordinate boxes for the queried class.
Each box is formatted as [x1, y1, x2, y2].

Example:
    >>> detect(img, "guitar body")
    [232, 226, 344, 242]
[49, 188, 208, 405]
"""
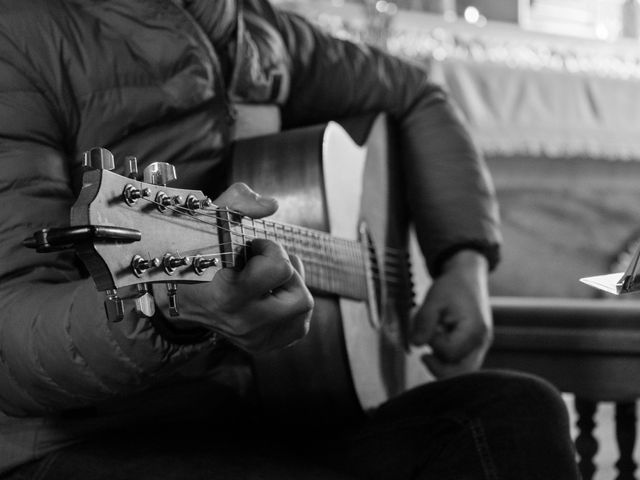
[232, 115, 433, 424]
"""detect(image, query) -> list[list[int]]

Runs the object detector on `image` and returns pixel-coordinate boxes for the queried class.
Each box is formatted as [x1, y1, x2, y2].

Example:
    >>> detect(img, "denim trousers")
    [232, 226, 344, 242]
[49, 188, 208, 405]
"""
[3, 370, 580, 480]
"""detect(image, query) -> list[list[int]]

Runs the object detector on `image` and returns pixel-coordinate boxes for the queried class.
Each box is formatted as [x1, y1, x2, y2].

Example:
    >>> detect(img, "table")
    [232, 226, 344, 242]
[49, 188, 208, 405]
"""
[485, 297, 640, 480]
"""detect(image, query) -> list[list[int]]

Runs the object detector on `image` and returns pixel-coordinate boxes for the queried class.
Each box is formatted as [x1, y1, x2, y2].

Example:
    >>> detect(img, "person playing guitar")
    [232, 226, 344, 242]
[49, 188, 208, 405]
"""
[0, 0, 578, 478]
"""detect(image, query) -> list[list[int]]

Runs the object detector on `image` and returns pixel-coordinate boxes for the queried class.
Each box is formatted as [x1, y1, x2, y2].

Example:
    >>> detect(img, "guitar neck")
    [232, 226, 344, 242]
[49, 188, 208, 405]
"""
[233, 217, 370, 300]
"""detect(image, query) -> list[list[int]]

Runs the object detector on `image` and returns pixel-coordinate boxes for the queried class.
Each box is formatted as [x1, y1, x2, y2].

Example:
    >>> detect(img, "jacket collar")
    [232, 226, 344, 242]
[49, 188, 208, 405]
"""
[181, 0, 238, 52]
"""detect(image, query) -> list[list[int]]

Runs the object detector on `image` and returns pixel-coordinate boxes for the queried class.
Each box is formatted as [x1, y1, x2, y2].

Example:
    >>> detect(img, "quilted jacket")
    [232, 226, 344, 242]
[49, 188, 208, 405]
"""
[0, 0, 501, 472]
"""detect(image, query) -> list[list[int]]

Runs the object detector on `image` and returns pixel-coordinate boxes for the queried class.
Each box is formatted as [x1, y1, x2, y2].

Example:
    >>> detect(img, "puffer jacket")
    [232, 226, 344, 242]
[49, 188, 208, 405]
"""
[0, 0, 501, 472]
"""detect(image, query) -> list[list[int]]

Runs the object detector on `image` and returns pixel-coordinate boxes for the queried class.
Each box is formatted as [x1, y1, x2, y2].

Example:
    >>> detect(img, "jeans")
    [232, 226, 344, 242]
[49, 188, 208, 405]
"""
[2, 370, 580, 480]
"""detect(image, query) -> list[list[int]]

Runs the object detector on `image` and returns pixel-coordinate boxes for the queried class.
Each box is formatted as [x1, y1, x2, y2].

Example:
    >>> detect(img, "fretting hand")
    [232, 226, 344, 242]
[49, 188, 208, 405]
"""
[166, 183, 315, 354]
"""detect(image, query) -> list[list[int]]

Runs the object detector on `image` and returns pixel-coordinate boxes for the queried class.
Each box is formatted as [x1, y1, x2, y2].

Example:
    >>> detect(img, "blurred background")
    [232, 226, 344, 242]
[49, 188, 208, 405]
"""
[271, 2, 640, 479]
[274, 0, 640, 300]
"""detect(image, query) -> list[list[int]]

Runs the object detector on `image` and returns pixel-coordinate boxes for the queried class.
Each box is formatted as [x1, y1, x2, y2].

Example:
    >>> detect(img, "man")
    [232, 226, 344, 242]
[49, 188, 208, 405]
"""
[0, 0, 579, 478]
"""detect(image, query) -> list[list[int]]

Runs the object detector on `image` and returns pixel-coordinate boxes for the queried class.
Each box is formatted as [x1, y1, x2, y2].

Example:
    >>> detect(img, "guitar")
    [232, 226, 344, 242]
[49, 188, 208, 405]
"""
[25, 114, 432, 422]
[232, 114, 433, 422]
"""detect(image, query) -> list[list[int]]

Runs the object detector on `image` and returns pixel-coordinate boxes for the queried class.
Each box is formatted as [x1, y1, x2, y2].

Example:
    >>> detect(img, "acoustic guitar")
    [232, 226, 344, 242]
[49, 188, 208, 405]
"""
[25, 114, 432, 423]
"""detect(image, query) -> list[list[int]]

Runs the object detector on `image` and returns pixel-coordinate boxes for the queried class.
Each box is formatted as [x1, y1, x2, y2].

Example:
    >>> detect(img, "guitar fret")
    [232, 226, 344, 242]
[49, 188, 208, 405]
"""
[252, 218, 259, 240]
[313, 231, 323, 291]
[285, 225, 294, 257]
[236, 217, 370, 301]
[241, 218, 247, 267]
[339, 239, 347, 295]
[321, 232, 329, 293]
[322, 233, 332, 294]
[256, 220, 264, 239]
[344, 239, 355, 295]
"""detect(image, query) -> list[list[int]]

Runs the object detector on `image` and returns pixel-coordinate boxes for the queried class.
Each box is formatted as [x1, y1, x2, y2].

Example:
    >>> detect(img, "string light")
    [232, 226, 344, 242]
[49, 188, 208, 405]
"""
[463, 6, 480, 24]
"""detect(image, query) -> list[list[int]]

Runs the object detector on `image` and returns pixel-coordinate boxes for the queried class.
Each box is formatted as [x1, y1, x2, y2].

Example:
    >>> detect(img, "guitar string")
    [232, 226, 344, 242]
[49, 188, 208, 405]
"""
[174, 246, 411, 295]
[178, 203, 408, 259]
[137, 198, 350, 258]
[137, 198, 412, 296]
[130, 230, 412, 302]
[136, 198, 413, 291]
[192, 251, 412, 300]
[139, 248, 412, 301]
[153, 200, 408, 270]
[138, 202, 371, 290]
[137, 199, 413, 296]
[195, 205, 412, 284]
[206, 218, 412, 292]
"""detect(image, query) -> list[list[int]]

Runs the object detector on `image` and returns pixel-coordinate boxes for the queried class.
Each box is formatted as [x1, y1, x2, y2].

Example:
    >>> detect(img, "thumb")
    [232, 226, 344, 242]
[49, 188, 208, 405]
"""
[410, 297, 441, 346]
[213, 182, 278, 219]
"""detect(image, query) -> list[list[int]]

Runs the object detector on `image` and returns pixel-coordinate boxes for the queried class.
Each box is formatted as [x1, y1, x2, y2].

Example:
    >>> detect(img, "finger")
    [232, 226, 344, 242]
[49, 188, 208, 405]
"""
[429, 315, 486, 364]
[270, 263, 314, 310]
[271, 309, 313, 349]
[421, 353, 448, 378]
[252, 306, 313, 353]
[211, 239, 291, 303]
[422, 341, 486, 378]
[236, 272, 314, 353]
[263, 248, 314, 315]
[265, 261, 314, 336]
[429, 328, 470, 364]
[288, 253, 305, 281]
[238, 239, 296, 294]
[421, 353, 469, 379]
[213, 182, 278, 218]
[209, 274, 312, 352]
[409, 297, 442, 346]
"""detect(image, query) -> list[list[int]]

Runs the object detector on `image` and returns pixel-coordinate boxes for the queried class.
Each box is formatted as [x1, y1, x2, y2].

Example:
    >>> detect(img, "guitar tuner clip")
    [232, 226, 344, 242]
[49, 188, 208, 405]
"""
[23, 226, 142, 253]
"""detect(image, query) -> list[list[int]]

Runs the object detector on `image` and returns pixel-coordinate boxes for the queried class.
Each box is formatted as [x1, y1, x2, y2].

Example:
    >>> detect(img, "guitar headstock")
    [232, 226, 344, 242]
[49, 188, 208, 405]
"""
[69, 155, 234, 293]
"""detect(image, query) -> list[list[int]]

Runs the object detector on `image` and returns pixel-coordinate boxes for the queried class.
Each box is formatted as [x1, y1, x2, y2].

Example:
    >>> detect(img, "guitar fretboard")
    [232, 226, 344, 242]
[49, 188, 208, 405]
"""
[234, 217, 370, 300]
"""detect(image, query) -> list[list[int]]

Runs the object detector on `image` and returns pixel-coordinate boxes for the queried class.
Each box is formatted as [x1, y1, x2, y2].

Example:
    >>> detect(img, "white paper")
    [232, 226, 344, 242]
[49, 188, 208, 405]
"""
[579, 272, 626, 295]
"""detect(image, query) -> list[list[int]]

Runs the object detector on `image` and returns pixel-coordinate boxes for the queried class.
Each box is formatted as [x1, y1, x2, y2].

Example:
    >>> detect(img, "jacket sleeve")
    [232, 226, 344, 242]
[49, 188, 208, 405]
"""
[0, 56, 216, 417]
[241, 0, 502, 275]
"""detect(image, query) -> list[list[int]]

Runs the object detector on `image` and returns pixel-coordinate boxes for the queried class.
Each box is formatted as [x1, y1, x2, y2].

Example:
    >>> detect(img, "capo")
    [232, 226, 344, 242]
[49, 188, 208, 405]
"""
[23, 226, 141, 253]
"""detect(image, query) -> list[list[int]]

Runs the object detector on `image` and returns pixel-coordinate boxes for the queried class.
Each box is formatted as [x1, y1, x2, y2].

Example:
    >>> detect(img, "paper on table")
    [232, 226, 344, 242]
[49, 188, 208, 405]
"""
[579, 272, 626, 295]
[580, 239, 640, 295]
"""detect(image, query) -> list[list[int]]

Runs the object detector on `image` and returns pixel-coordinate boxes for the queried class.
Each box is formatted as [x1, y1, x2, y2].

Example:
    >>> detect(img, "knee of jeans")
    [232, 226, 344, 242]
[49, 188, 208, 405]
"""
[491, 371, 569, 424]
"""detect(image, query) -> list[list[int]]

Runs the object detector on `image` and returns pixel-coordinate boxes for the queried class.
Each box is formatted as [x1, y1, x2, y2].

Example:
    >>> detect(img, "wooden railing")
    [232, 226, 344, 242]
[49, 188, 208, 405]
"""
[486, 297, 640, 480]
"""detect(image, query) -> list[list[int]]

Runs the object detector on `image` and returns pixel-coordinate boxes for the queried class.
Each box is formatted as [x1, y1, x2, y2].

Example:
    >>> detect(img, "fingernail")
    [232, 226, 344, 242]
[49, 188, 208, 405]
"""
[257, 195, 278, 209]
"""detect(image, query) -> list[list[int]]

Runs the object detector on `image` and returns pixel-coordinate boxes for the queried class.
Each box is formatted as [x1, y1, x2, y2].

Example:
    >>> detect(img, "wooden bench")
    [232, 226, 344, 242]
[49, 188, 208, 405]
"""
[485, 296, 640, 480]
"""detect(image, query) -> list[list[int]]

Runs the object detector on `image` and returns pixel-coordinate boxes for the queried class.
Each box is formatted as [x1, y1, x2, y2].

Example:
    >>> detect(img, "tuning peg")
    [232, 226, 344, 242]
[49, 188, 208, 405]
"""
[131, 255, 155, 277]
[185, 195, 201, 211]
[125, 155, 140, 179]
[143, 162, 177, 186]
[82, 147, 115, 171]
[134, 293, 155, 317]
[193, 255, 219, 275]
[166, 282, 179, 317]
[163, 254, 191, 274]
[104, 289, 125, 322]
[134, 284, 156, 318]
